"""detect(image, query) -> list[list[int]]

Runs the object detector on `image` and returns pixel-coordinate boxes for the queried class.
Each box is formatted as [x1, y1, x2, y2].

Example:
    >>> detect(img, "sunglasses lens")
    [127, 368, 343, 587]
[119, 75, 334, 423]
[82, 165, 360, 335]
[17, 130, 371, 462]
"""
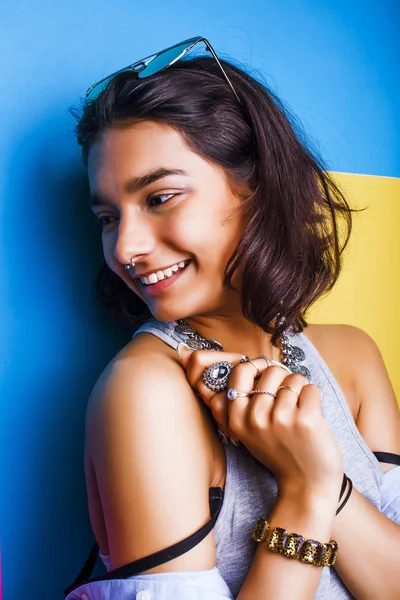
[86, 67, 132, 100]
[139, 42, 193, 78]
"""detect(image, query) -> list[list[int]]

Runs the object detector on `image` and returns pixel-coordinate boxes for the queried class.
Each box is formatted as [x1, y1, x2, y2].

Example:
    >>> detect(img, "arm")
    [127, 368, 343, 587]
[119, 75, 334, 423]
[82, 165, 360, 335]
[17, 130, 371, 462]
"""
[331, 484, 400, 600]
[326, 326, 400, 599]
[238, 490, 338, 600]
[85, 338, 217, 574]
[238, 322, 400, 600]
[84, 338, 339, 600]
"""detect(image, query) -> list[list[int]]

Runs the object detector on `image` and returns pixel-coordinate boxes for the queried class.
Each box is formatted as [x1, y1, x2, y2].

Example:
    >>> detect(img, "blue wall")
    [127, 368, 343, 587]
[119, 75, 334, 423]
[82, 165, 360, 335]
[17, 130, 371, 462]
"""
[1, 1, 399, 598]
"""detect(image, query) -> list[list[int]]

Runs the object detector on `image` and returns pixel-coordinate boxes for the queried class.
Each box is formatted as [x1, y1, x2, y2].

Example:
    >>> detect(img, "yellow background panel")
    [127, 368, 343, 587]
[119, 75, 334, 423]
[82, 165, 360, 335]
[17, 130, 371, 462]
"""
[307, 172, 400, 405]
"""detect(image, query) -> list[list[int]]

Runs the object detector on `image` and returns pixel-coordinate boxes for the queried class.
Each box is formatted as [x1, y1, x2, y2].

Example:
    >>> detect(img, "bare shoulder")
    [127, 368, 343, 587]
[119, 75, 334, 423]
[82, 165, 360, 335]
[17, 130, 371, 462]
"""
[303, 322, 367, 352]
[84, 332, 217, 573]
[302, 324, 360, 420]
[303, 324, 400, 470]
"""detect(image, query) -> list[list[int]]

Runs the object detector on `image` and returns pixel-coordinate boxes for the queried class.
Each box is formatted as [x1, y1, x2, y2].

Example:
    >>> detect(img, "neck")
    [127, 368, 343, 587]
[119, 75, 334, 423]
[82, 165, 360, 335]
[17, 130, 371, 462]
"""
[182, 312, 282, 362]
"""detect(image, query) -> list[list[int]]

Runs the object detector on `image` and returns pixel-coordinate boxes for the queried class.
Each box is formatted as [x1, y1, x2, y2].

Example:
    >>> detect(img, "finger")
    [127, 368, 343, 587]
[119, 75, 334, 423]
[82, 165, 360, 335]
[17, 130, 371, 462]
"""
[191, 353, 245, 408]
[227, 357, 273, 393]
[274, 374, 306, 408]
[226, 359, 275, 436]
[296, 383, 323, 421]
[252, 364, 291, 399]
[269, 373, 306, 427]
[226, 391, 252, 438]
[245, 365, 289, 427]
[246, 391, 276, 429]
[185, 350, 241, 393]
[239, 356, 272, 379]
[185, 351, 268, 406]
[209, 392, 229, 432]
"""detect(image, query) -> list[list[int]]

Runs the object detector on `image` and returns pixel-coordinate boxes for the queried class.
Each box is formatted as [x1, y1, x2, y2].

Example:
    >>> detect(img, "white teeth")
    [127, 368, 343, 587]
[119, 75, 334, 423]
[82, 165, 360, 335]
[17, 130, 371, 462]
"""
[139, 260, 189, 285]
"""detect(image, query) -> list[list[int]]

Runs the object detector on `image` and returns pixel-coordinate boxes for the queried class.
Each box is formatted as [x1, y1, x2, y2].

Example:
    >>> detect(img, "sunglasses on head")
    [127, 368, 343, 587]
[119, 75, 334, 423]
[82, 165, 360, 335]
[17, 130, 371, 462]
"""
[85, 36, 241, 104]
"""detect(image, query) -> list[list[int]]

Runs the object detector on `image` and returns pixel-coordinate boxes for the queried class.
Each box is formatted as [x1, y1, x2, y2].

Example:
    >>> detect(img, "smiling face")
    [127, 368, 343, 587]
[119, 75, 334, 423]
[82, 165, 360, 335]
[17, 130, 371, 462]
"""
[87, 120, 247, 323]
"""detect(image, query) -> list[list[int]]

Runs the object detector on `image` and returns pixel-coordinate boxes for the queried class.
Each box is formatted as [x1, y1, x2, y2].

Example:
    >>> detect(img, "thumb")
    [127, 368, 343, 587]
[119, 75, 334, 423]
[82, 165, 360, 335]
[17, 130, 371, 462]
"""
[177, 342, 193, 367]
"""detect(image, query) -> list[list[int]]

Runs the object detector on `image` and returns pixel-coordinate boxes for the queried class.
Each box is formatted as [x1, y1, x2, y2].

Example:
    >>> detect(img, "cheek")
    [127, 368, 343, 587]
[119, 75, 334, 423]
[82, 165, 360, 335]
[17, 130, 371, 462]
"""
[177, 194, 243, 242]
[172, 211, 243, 276]
[164, 205, 213, 251]
[170, 216, 221, 263]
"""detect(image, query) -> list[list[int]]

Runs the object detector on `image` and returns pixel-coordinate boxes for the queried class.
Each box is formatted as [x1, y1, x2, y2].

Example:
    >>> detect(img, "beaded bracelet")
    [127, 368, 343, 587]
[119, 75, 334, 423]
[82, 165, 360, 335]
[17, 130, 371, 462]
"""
[250, 476, 349, 567]
[250, 474, 352, 566]
[251, 519, 338, 567]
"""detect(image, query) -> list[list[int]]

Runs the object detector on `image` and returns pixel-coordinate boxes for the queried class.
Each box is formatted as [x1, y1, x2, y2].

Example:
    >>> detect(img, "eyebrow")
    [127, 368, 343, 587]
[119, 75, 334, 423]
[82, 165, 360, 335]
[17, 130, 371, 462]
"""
[89, 168, 188, 208]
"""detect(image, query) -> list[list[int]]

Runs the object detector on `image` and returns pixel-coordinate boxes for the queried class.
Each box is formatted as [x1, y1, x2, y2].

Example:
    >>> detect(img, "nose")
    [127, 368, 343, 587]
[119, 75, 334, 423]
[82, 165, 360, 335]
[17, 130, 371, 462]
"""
[113, 212, 156, 267]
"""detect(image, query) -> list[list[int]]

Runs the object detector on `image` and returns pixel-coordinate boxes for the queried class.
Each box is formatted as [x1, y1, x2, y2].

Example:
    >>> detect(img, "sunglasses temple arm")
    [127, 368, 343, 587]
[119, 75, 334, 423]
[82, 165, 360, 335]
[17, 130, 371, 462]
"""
[203, 41, 242, 106]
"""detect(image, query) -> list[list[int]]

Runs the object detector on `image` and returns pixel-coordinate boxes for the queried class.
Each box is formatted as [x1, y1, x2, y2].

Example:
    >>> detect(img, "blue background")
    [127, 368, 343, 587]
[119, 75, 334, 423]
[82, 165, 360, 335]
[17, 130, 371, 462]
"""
[1, 1, 399, 598]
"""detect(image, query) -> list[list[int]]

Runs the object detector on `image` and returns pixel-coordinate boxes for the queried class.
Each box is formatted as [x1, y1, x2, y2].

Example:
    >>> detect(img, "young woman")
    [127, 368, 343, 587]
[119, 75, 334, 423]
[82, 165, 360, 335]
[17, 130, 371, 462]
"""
[65, 37, 400, 599]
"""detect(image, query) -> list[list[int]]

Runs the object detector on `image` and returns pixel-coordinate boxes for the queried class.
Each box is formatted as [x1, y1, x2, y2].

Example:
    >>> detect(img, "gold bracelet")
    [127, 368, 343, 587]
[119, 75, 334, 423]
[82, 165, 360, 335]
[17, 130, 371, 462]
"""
[251, 518, 338, 567]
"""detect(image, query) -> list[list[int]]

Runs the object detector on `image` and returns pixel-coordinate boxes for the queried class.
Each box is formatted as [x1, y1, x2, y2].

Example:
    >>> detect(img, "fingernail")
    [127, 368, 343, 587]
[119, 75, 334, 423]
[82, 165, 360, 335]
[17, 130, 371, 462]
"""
[177, 342, 192, 362]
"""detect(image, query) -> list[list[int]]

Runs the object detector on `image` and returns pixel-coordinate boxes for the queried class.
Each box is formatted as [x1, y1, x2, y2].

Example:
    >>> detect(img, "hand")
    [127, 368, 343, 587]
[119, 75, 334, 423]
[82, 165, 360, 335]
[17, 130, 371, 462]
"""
[178, 345, 343, 499]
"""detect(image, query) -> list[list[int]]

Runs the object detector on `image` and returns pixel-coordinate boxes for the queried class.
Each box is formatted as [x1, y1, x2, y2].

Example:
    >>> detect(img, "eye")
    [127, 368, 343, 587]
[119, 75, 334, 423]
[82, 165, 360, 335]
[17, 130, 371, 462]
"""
[148, 193, 175, 207]
[94, 215, 118, 229]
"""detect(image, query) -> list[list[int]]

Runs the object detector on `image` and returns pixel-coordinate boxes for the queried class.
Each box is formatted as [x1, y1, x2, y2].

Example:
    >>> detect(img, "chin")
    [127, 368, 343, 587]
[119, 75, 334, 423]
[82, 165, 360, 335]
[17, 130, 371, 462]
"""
[145, 288, 222, 324]
[147, 304, 186, 324]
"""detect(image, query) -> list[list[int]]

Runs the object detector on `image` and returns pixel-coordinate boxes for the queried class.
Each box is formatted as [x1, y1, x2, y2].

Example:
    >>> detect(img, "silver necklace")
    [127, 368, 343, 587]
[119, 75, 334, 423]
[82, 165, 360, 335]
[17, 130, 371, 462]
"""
[174, 319, 311, 379]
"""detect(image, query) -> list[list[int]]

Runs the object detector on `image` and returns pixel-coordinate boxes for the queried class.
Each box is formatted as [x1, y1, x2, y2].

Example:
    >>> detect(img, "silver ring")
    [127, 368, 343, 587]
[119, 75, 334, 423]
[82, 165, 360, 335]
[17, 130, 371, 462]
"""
[253, 355, 292, 374]
[269, 360, 292, 374]
[227, 388, 249, 401]
[240, 356, 261, 378]
[202, 361, 234, 392]
[249, 359, 261, 377]
[254, 354, 271, 367]
[124, 257, 136, 271]
[277, 385, 300, 398]
[249, 389, 277, 399]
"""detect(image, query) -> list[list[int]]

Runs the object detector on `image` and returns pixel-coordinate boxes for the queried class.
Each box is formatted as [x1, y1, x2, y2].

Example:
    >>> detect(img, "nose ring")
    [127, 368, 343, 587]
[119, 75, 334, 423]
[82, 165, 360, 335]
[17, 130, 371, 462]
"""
[124, 257, 136, 270]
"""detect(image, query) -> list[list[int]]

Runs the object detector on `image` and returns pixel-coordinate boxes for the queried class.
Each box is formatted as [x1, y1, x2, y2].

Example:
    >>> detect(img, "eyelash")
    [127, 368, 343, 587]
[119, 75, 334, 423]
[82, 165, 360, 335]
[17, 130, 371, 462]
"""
[94, 193, 177, 228]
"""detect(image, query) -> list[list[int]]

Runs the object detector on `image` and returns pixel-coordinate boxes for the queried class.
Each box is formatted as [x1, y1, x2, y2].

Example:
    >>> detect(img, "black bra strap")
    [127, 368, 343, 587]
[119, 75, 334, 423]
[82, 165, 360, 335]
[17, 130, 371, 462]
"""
[64, 487, 224, 596]
[373, 451, 400, 466]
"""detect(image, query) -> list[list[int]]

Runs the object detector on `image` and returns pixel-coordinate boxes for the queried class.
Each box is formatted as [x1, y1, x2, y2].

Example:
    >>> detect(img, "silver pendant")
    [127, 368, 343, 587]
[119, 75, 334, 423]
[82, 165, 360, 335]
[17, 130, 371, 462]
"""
[208, 339, 224, 351]
[175, 319, 224, 352]
[281, 332, 310, 379]
[175, 323, 195, 335]
[287, 345, 306, 361]
[186, 339, 205, 351]
[287, 362, 311, 379]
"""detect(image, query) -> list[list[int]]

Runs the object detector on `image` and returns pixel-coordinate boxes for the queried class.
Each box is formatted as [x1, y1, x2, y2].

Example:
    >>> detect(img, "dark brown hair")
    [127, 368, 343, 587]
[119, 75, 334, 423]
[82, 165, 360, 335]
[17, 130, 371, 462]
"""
[72, 56, 359, 345]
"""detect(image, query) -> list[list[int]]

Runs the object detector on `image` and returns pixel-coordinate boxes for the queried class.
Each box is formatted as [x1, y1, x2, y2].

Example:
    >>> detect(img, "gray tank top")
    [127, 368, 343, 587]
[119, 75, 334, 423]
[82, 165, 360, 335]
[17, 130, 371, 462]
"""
[132, 318, 383, 599]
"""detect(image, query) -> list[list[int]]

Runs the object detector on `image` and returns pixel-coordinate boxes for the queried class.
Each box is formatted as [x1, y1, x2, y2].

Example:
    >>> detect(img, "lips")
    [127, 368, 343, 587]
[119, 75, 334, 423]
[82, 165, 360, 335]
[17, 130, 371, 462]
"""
[134, 259, 189, 281]
[137, 259, 191, 286]
[136, 259, 192, 294]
